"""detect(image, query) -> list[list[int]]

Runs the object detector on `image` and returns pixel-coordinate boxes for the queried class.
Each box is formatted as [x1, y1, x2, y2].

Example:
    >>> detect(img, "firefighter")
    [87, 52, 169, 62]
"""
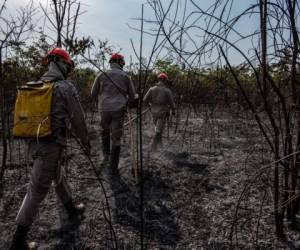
[91, 53, 137, 175]
[143, 72, 176, 151]
[10, 48, 90, 250]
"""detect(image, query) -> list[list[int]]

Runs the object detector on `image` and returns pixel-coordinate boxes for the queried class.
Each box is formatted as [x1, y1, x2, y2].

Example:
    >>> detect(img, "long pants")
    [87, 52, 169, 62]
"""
[151, 112, 169, 150]
[100, 110, 124, 146]
[153, 112, 168, 135]
[16, 141, 72, 227]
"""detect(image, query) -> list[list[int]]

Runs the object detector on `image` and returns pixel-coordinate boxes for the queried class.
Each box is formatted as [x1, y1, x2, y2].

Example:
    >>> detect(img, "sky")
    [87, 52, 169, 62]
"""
[2, 0, 259, 67]
[3, 0, 150, 59]
[76, 0, 143, 53]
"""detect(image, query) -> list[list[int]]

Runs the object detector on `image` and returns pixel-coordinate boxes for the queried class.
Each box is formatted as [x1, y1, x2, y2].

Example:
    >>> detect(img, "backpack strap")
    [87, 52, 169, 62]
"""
[102, 72, 128, 100]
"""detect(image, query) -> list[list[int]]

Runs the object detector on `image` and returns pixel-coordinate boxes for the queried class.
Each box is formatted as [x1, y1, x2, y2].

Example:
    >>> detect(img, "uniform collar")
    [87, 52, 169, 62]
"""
[157, 81, 165, 87]
[110, 63, 123, 70]
[41, 61, 66, 81]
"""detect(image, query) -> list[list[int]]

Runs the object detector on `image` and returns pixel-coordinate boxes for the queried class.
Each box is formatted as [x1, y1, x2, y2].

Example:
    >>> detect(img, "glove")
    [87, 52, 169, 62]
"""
[128, 95, 139, 109]
[83, 141, 91, 156]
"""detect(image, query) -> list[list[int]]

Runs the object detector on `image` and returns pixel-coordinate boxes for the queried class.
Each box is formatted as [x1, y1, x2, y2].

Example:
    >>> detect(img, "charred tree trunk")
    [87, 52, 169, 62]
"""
[0, 47, 7, 183]
[288, 0, 300, 227]
[52, 0, 68, 47]
[260, 0, 284, 238]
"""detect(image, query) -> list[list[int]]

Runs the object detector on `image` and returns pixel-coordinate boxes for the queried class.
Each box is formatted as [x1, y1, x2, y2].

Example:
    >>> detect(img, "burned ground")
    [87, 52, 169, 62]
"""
[1, 105, 300, 249]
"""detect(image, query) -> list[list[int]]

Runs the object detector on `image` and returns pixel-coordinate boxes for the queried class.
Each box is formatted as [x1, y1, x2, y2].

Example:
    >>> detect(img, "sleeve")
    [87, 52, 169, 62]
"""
[91, 73, 102, 104]
[143, 88, 152, 106]
[65, 84, 89, 146]
[167, 89, 176, 110]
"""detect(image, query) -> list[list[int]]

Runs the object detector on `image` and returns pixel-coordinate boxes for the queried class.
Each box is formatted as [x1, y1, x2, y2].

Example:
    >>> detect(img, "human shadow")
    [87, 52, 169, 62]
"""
[52, 203, 85, 250]
[109, 169, 180, 248]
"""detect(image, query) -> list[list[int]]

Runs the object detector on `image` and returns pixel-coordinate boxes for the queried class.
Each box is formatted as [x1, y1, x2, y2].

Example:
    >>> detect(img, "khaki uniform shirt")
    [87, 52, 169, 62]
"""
[41, 62, 89, 146]
[91, 63, 136, 111]
[143, 81, 176, 116]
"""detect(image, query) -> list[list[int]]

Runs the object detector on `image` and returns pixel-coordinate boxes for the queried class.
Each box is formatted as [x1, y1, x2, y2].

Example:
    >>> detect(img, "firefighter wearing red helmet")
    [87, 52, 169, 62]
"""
[158, 72, 168, 81]
[47, 47, 74, 65]
[46, 47, 75, 75]
[109, 53, 125, 67]
[10, 47, 89, 250]
[144, 72, 176, 151]
[91, 53, 137, 177]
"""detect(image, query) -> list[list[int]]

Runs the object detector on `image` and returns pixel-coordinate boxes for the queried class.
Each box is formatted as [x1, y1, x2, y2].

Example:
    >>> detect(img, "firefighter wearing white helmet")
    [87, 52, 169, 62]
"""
[144, 72, 176, 150]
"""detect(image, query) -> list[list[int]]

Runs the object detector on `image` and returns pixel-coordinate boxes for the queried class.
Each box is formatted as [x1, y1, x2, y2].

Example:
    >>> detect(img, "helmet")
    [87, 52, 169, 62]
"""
[158, 72, 168, 81]
[109, 53, 125, 66]
[47, 48, 74, 67]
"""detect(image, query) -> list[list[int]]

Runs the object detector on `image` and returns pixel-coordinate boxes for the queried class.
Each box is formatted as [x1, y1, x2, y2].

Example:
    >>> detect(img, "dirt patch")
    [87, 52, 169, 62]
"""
[1, 109, 299, 249]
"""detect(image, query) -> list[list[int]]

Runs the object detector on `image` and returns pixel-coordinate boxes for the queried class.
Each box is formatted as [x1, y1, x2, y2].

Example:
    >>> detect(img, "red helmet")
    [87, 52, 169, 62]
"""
[109, 53, 125, 66]
[47, 48, 73, 67]
[158, 72, 168, 81]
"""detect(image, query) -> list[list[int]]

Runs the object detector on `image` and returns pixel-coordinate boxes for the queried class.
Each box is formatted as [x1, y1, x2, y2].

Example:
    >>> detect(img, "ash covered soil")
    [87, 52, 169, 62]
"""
[1, 106, 300, 249]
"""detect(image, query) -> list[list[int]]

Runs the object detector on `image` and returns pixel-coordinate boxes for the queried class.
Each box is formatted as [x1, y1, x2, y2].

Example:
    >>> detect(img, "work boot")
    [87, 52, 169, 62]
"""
[101, 132, 110, 165]
[110, 145, 120, 176]
[157, 133, 163, 149]
[151, 133, 161, 151]
[64, 200, 86, 226]
[10, 225, 30, 250]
